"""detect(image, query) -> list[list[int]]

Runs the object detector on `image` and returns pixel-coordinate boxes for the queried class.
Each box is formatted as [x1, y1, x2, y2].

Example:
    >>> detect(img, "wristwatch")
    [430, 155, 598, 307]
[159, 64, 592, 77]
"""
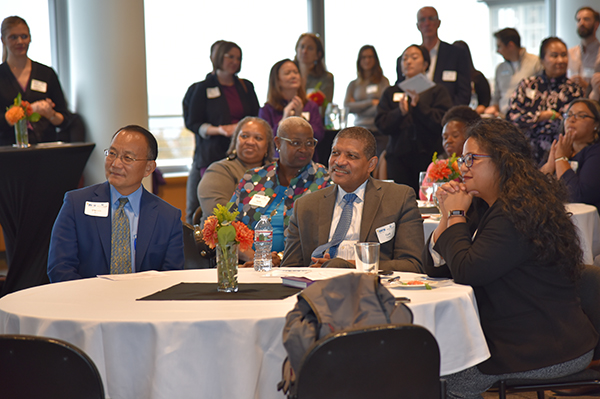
[448, 210, 466, 218]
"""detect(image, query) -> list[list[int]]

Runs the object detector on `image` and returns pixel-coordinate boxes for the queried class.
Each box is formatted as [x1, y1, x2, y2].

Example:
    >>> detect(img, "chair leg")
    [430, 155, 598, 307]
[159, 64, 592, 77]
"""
[498, 380, 506, 399]
[536, 390, 545, 399]
[440, 378, 447, 399]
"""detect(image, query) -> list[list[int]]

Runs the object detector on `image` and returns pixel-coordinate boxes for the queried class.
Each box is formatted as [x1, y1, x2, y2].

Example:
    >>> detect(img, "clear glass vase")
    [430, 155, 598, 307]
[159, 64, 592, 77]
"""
[216, 242, 238, 292]
[14, 119, 28, 148]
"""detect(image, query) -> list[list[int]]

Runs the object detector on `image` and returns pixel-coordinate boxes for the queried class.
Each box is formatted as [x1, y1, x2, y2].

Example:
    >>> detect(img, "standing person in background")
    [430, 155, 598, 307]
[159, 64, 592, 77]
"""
[396, 6, 471, 106]
[377, 44, 452, 195]
[569, 7, 600, 96]
[0, 16, 70, 145]
[183, 41, 259, 224]
[344, 45, 390, 156]
[258, 59, 324, 144]
[484, 28, 542, 117]
[507, 37, 583, 165]
[452, 40, 491, 115]
[294, 33, 334, 116]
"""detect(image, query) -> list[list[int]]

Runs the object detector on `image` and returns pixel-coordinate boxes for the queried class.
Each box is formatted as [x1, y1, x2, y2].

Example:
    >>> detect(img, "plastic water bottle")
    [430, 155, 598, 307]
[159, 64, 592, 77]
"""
[254, 215, 273, 271]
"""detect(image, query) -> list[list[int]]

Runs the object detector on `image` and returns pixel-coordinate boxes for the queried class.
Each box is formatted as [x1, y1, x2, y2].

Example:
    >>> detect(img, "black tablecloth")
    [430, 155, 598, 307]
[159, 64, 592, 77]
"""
[0, 142, 95, 296]
[138, 282, 301, 301]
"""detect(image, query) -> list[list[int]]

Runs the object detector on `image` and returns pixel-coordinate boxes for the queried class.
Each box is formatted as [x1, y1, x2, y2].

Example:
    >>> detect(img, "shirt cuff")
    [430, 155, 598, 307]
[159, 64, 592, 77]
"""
[429, 237, 446, 267]
[199, 123, 211, 139]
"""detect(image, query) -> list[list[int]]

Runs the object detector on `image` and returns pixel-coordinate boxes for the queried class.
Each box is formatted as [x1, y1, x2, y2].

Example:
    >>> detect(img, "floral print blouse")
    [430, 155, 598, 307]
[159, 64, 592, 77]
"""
[230, 160, 330, 230]
[507, 72, 582, 164]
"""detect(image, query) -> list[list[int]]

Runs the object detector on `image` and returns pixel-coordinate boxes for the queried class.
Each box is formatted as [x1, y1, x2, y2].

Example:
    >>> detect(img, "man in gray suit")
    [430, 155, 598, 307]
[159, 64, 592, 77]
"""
[281, 127, 424, 272]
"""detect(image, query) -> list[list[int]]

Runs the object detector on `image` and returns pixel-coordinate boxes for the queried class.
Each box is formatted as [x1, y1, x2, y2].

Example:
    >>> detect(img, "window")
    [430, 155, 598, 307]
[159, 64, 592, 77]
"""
[324, 0, 492, 108]
[0, 1, 52, 66]
[143, 0, 308, 172]
[489, 1, 546, 66]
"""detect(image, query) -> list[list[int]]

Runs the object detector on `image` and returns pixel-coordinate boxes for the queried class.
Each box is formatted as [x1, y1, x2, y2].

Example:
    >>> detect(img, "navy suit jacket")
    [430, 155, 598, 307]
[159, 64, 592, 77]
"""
[396, 41, 471, 106]
[47, 182, 184, 282]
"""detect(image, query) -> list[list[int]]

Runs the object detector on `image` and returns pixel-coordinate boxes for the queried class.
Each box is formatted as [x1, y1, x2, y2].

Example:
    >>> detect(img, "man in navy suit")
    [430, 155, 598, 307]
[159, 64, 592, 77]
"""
[47, 125, 184, 282]
[396, 6, 471, 106]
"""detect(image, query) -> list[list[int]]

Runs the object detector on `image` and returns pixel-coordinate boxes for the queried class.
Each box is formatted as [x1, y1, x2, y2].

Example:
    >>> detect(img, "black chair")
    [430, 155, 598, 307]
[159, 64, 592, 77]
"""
[493, 264, 600, 398]
[183, 222, 215, 269]
[294, 324, 445, 399]
[0, 334, 105, 399]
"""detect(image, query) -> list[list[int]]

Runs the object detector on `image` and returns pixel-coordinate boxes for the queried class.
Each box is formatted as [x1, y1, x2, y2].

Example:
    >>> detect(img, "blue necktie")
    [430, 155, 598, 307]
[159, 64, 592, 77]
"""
[110, 198, 132, 274]
[311, 193, 357, 259]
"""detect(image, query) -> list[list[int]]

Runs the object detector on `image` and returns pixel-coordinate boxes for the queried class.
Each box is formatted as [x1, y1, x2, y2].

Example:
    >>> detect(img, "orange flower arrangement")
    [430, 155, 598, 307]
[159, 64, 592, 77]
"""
[202, 203, 253, 251]
[426, 152, 461, 183]
[5, 93, 40, 125]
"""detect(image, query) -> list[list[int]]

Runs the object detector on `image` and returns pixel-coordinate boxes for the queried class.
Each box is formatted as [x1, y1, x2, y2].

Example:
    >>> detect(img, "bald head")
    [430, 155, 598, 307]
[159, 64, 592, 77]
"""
[417, 6, 440, 43]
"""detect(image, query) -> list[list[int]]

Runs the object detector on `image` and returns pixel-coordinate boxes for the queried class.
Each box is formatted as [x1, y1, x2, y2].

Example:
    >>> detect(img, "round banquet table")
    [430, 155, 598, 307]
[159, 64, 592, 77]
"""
[0, 268, 490, 399]
[423, 203, 600, 265]
[0, 142, 95, 297]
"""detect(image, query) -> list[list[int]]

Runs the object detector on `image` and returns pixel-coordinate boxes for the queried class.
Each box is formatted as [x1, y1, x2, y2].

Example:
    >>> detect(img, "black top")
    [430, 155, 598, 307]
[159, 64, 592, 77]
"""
[423, 200, 598, 374]
[183, 74, 259, 170]
[375, 84, 452, 158]
[0, 61, 70, 146]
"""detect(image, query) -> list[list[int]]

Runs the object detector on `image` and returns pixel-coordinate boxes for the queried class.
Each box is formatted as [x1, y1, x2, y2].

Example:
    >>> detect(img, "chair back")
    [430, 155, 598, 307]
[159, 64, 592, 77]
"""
[183, 222, 214, 269]
[295, 324, 442, 399]
[0, 334, 105, 399]
[577, 264, 600, 359]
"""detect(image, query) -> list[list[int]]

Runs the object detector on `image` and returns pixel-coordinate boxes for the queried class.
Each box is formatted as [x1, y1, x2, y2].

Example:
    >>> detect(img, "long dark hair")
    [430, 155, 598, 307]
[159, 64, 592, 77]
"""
[466, 118, 583, 279]
[294, 33, 327, 76]
[356, 45, 383, 84]
[266, 59, 307, 112]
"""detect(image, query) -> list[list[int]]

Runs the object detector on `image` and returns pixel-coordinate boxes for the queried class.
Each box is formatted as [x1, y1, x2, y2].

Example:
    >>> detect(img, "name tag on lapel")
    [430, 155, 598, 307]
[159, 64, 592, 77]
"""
[376, 222, 395, 244]
[31, 79, 48, 93]
[442, 70, 457, 82]
[85, 201, 109, 217]
[207, 87, 221, 99]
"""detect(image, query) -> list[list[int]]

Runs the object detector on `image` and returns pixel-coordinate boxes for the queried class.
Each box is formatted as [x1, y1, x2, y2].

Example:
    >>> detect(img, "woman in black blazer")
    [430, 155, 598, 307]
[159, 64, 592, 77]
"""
[183, 41, 259, 224]
[424, 118, 598, 398]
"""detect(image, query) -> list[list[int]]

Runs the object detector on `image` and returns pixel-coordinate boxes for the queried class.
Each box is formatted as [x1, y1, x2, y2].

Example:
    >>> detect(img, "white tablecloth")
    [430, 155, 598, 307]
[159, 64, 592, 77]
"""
[0, 269, 489, 399]
[422, 203, 600, 265]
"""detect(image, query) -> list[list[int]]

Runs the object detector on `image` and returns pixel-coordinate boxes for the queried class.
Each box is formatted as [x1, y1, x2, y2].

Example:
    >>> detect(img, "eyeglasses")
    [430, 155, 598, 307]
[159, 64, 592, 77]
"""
[278, 137, 318, 148]
[104, 149, 150, 165]
[457, 153, 491, 169]
[563, 112, 596, 121]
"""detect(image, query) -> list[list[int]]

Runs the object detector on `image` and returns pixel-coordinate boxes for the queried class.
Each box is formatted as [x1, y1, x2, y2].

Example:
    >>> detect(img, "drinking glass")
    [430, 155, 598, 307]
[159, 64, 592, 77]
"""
[354, 242, 380, 273]
[431, 182, 444, 216]
[419, 172, 434, 205]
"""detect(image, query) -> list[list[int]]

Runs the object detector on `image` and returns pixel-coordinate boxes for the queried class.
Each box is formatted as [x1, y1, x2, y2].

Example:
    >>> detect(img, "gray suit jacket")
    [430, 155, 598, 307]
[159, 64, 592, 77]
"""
[282, 177, 424, 272]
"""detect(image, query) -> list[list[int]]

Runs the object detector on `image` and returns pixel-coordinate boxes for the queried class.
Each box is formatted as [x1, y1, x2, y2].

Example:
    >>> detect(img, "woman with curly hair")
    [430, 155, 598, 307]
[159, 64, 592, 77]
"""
[423, 118, 598, 398]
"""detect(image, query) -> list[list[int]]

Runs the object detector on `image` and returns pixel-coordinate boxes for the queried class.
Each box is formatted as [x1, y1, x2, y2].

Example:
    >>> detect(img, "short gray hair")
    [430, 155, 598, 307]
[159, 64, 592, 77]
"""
[277, 116, 313, 137]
